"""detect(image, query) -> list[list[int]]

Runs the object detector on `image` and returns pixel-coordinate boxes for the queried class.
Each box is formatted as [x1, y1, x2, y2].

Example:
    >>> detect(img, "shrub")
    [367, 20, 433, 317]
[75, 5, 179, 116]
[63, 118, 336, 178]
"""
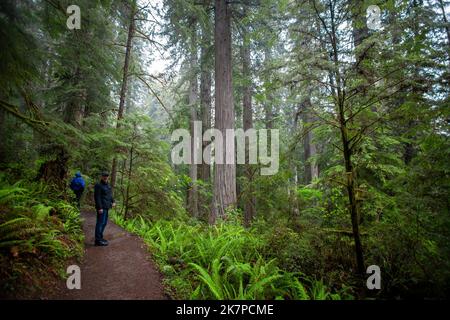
[112, 212, 352, 300]
[0, 174, 84, 298]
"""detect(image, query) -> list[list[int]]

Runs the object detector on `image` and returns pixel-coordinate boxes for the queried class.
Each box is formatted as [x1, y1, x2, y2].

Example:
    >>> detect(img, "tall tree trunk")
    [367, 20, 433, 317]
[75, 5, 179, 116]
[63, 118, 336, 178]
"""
[341, 123, 365, 275]
[301, 97, 319, 184]
[263, 47, 273, 130]
[199, 60, 211, 184]
[187, 22, 199, 218]
[351, 3, 370, 82]
[200, 4, 212, 184]
[64, 66, 84, 126]
[402, 0, 423, 165]
[199, 2, 212, 219]
[241, 5, 255, 227]
[211, 0, 236, 224]
[124, 141, 134, 219]
[111, 2, 135, 189]
[329, 5, 365, 274]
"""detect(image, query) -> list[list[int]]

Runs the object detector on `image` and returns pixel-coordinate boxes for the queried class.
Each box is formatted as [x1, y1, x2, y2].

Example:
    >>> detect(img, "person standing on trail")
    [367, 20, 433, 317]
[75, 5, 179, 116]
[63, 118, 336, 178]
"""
[70, 171, 85, 209]
[94, 172, 116, 246]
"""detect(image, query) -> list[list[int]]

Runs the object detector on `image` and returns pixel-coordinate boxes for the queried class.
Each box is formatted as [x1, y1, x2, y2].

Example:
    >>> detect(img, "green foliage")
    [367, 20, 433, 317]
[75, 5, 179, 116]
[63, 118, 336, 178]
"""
[0, 173, 84, 297]
[0, 0, 448, 301]
[112, 212, 351, 300]
[113, 114, 185, 219]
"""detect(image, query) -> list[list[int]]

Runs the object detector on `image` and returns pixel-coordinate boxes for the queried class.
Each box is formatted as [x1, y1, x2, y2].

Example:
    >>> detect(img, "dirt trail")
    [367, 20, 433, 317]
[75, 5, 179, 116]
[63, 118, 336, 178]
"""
[53, 211, 166, 300]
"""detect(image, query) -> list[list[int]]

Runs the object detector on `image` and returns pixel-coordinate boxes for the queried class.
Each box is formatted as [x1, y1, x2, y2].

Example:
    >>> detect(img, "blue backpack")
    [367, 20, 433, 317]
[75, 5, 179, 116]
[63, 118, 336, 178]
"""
[70, 173, 85, 191]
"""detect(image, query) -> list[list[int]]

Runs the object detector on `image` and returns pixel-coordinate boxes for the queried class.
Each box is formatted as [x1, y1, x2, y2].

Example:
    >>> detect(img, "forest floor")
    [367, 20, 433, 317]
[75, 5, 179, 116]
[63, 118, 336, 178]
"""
[49, 211, 167, 300]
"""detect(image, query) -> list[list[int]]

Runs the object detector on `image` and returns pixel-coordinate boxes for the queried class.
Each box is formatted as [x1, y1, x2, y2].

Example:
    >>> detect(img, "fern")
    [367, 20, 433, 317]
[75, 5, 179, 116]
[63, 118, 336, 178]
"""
[112, 213, 350, 300]
[0, 175, 84, 295]
[189, 259, 224, 299]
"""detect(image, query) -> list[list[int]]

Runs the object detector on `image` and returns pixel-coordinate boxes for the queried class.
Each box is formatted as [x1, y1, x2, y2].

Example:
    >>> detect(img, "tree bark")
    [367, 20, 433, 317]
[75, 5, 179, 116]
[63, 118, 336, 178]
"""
[200, 71, 212, 182]
[301, 97, 319, 184]
[187, 21, 199, 218]
[63, 66, 84, 126]
[211, 0, 236, 223]
[340, 116, 365, 275]
[200, 0, 212, 183]
[111, 2, 135, 189]
[351, 3, 370, 81]
[199, 2, 212, 219]
[263, 47, 274, 131]
[330, 4, 365, 274]
[241, 5, 255, 227]
[124, 139, 134, 219]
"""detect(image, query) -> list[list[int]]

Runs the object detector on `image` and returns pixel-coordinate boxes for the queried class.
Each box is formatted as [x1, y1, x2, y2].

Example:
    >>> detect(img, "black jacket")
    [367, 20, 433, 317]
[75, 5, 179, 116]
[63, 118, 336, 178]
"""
[94, 181, 115, 210]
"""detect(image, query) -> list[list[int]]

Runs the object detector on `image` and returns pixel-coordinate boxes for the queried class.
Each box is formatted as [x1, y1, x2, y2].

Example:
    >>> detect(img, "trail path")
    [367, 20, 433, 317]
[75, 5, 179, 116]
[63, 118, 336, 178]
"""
[53, 211, 166, 300]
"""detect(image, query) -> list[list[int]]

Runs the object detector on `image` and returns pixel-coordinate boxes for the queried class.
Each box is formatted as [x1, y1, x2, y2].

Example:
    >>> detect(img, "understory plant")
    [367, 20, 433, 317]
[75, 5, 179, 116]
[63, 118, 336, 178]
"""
[0, 174, 84, 298]
[112, 212, 353, 300]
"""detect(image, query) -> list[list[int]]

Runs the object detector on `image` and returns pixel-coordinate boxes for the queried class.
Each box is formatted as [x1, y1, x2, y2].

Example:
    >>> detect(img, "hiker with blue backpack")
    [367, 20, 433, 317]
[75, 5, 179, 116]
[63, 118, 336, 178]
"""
[70, 172, 85, 209]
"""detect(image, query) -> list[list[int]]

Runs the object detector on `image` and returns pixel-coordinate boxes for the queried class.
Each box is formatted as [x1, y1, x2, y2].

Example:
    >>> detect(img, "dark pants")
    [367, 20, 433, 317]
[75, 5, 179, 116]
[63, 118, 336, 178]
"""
[74, 190, 83, 209]
[95, 209, 109, 242]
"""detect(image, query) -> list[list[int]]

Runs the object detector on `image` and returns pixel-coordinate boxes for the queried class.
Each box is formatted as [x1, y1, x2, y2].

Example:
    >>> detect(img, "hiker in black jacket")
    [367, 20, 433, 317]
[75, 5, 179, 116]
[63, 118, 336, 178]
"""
[94, 172, 115, 246]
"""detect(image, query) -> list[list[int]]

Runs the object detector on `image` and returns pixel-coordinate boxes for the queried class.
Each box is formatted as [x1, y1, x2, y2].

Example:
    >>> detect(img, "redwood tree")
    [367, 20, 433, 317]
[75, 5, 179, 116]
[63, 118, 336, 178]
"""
[211, 0, 236, 223]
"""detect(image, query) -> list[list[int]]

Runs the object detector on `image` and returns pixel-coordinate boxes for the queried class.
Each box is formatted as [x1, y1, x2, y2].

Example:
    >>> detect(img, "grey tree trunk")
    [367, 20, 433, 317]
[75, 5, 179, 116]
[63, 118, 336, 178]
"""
[211, 0, 236, 224]
[124, 131, 135, 219]
[263, 47, 274, 130]
[241, 6, 255, 227]
[199, 3, 212, 219]
[200, 2, 212, 184]
[301, 98, 319, 184]
[187, 22, 199, 218]
[111, 2, 135, 190]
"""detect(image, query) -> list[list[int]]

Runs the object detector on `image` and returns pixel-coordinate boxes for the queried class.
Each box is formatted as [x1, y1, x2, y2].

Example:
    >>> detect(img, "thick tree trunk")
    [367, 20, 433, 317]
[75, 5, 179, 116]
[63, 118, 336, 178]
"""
[63, 66, 84, 126]
[36, 147, 70, 194]
[111, 2, 135, 189]
[241, 8, 255, 227]
[211, 0, 236, 224]
[187, 23, 199, 218]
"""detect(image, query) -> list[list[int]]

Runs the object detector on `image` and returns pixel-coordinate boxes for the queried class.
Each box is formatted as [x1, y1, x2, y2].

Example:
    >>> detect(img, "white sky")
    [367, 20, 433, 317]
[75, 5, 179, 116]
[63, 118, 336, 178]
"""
[139, 0, 170, 76]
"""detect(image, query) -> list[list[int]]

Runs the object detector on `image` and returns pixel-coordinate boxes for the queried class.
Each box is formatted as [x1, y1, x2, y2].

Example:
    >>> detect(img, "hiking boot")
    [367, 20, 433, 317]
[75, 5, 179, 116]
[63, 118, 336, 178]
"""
[95, 239, 108, 246]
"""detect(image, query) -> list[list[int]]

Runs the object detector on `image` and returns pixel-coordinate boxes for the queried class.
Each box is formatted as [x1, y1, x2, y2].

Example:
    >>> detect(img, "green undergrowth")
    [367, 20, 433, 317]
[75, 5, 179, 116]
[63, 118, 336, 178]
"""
[111, 212, 353, 300]
[0, 174, 84, 298]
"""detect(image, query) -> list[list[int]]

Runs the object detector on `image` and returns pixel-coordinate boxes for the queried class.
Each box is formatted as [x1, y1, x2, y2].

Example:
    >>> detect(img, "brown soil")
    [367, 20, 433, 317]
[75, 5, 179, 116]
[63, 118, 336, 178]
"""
[51, 211, 167, 300]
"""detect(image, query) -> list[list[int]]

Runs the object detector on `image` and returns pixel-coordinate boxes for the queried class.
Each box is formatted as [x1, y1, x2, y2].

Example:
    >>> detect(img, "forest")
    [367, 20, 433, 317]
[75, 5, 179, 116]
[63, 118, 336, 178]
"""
[0, 0, 449, 300]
